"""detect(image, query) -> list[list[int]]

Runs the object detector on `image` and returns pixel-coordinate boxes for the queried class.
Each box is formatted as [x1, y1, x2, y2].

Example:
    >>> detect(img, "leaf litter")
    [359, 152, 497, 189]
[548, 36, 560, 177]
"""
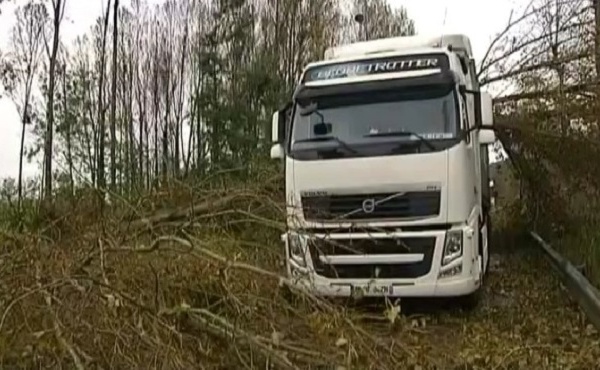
[0, 176, 597, 369]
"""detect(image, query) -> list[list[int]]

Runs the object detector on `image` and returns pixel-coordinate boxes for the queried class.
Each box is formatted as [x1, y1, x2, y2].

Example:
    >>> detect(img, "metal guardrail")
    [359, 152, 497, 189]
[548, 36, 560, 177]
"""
[530, 231, 600, 330]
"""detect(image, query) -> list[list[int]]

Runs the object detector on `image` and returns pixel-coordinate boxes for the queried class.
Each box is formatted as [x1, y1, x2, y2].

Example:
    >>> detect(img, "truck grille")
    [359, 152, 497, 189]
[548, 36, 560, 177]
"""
[308, 237, 435, 279]
[301, 191, 441, 221]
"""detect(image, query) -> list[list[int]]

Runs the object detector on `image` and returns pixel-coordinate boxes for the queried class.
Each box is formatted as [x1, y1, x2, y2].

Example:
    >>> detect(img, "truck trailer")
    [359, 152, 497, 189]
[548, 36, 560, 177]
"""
[269, 34, 496, 308]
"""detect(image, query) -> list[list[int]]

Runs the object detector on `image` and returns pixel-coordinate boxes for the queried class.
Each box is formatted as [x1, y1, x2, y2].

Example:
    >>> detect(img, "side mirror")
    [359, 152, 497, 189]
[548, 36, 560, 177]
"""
[271, 111, 281, 143]
[271, 102, 291, 143]
[313, 122, 332, 136]
[480, 92, 493, 127]
[270, 144, 284, 159]
[478, 128, 496, 145]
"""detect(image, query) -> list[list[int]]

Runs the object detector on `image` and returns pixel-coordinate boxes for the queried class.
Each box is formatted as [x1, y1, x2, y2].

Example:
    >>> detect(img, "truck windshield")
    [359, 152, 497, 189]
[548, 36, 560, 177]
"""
[289, 85, 460, 160]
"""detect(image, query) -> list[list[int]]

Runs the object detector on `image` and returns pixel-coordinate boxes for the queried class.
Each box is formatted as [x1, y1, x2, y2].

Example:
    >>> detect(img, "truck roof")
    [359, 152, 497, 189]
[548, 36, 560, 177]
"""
[324, 34, 473, 61]
[305, 46, 445, 70]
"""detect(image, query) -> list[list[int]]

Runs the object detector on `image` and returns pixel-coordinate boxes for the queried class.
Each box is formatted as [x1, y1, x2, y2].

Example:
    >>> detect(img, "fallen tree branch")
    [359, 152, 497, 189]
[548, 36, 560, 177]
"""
[128, 194, 241, 229]
[493, 81, 600, 103]
[160, 304, 317, 370]
[98, 234, 418, 366]
[127, 191, 284, 232]
[482, 50, 590, 86]
[0, 280, 68, 333]
[42, 289, 86, 370]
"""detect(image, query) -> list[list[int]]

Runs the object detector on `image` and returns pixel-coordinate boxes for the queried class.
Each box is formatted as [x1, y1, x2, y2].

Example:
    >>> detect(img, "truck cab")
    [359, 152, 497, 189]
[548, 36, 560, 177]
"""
[270, 34, 496, 306]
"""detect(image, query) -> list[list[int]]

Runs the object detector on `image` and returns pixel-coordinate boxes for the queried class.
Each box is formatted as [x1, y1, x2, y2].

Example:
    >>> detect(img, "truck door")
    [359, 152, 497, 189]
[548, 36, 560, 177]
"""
[461, 92, 483, 216]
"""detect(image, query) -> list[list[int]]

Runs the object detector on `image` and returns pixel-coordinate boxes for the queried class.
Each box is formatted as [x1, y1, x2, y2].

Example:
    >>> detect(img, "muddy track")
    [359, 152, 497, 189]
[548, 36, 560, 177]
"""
[355, 246, 600, 369]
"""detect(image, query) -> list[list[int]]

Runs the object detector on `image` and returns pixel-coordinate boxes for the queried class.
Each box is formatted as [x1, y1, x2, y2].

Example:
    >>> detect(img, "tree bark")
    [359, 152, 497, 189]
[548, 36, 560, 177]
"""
[43, 0, 65, 201]
[109, 0, 119, 191]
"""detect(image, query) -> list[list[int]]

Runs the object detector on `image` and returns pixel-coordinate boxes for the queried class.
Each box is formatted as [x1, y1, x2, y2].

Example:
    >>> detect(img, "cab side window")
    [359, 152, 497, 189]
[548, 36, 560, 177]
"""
[459, 95, 470, 143]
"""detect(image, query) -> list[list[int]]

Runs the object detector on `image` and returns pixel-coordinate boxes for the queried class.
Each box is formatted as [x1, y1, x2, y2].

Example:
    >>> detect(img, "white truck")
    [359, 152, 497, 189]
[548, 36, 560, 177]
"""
[269, 34, 496, 308]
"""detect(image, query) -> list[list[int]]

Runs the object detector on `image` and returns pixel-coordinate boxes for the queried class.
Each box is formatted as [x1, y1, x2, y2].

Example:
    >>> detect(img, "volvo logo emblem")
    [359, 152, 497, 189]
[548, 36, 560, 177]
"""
[362, 198, 376, 213]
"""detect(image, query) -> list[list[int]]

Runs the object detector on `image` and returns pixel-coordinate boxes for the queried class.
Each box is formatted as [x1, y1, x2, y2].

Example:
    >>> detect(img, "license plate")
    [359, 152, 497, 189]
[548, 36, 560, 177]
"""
[351, 284, 393, 296]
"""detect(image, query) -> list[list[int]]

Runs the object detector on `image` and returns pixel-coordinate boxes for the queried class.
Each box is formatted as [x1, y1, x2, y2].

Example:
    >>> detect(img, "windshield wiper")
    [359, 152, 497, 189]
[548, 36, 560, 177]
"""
[294, 136, 360, 155]
[364, 131, 436, 151]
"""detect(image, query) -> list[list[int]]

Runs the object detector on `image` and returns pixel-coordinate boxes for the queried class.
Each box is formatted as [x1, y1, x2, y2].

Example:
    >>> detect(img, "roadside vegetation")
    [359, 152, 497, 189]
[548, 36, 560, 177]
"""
[0, 0, 598, 368]
[488, 0, 600, 285]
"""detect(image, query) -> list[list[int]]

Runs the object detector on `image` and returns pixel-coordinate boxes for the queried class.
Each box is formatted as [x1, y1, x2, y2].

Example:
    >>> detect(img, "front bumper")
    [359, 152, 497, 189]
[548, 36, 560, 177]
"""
[287, 272, 478, 297]
[283, 228, 481, 298]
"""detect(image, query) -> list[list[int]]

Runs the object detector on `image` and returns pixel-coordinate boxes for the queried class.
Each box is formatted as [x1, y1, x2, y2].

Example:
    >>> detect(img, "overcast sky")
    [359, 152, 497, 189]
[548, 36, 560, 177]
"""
[0, 0, 524, 180]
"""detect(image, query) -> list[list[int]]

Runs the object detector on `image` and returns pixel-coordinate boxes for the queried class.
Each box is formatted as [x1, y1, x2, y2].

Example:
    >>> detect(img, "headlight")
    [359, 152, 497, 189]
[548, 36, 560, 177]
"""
[442, 230, 463, 266]
[287, 233, 306, 267]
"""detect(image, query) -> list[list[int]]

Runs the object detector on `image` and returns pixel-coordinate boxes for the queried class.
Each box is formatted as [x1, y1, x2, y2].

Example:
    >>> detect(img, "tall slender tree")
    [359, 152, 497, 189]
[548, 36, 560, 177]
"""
[2, 2, 47, 209]
[109, 0, 119, 191]
[43, 0, 66, 201]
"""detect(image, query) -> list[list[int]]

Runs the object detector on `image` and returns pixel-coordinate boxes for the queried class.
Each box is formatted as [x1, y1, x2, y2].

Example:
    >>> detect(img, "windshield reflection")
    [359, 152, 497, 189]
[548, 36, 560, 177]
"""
[289, 85, 460, 160]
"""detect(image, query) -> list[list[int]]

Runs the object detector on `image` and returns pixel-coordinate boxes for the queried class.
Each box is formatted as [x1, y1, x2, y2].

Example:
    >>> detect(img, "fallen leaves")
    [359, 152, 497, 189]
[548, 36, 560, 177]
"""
[383, 297, 401, 325]
[394, 249, 600, 369]
[0, 177, 598, 369]
[334, 336, 348, 347]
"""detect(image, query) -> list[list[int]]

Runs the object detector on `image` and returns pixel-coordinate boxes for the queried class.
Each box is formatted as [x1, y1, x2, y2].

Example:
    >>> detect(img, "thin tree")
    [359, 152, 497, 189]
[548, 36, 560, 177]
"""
[42, 0, 67, 201]
[109, 0, 119, 191]
[6, 3, 47, 210]
[96, 0, 111, 194]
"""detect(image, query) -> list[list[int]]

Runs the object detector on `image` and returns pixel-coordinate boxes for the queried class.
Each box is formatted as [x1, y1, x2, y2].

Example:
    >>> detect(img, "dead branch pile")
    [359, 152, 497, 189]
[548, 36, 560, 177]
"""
[0, 168, 424, 370]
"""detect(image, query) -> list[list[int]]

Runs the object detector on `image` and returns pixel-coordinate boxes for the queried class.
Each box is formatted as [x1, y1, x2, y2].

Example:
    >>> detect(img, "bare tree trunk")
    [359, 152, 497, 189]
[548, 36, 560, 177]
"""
[594, 0, 600, 79]
[17, 93, 29, 210]
[162, 66, 171, 184]
[83, 90, 96, 185]
[109, 0, 119, 191]
[62, 63, 74, 196]
[152, 60, 159, 185]
[126, 31, 135, 192]
[97, 0, 111, 193]
[43, 0, 66, 201]
[173, 6, 190, 179]
[10, 4, 45, 211]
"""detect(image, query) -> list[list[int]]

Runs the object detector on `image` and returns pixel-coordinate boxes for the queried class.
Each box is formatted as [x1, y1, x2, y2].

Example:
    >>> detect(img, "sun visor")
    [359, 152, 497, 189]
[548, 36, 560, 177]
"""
[294, 70, 457, 101]
[294, 52, 456, 101]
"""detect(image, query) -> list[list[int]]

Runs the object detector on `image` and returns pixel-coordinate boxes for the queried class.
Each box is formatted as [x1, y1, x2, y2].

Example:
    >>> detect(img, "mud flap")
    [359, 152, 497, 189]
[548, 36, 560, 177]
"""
[479, 216, 490, 276]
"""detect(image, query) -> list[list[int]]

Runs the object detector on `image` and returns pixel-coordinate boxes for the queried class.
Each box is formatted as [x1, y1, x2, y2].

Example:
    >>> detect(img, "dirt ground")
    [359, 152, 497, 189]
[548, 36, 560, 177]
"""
[357, 247, 600, 369]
